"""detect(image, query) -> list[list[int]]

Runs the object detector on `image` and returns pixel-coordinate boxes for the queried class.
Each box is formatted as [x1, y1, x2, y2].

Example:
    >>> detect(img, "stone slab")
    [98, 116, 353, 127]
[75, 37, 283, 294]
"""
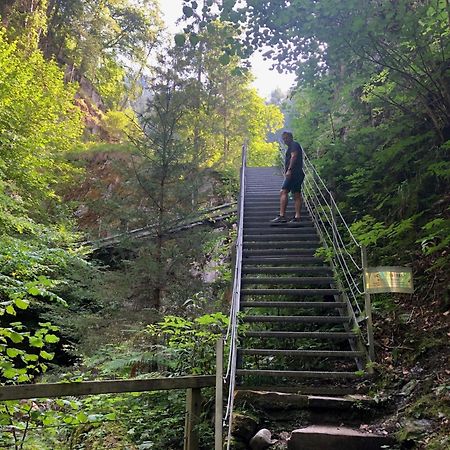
[288, 425, 394, 450]
[235, 390, 373, 411]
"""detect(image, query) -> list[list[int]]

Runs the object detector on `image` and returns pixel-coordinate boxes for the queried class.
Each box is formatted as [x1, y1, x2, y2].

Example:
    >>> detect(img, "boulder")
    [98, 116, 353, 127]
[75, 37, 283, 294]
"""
[249, 429, 277, 450]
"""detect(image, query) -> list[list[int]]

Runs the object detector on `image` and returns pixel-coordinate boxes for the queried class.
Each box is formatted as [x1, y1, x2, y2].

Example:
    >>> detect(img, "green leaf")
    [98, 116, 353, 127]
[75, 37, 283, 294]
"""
[14, 298, 29, 310]
[3, 368, 18, 379]
[219, 53, 230, 65]
[182, 6, 194, 17]
[29, 336, 44, 348]
[43, 415, 58, 426]
[9, 331, 24, 344]
[44, 334, 59, 343]
[39, 350, 54, 360]
[174, 33, 186, 46]
[6, 348, 21, 358]
[6, 305, 16, 316]
[76, 411, 88, 423]
[17, 373, 30, 382]
[27, 286, 41, 296]
[189, 33, 200, 46]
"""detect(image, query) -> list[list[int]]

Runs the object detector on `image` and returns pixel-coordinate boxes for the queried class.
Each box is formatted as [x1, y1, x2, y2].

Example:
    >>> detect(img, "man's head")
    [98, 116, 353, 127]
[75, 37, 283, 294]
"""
[282, 131, 294, 145]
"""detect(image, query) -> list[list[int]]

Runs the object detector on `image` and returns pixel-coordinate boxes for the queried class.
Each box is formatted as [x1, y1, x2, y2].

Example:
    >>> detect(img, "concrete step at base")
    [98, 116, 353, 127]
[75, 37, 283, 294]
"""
[289, 426, 395, 450]
[236, 386, 366, 395]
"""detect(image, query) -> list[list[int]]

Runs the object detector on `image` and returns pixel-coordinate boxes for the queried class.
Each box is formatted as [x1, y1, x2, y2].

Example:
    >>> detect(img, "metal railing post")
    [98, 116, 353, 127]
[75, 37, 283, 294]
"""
[215, 338, 223, 450]
[330, 191, 338, 251]
[361, 246, 375, 362]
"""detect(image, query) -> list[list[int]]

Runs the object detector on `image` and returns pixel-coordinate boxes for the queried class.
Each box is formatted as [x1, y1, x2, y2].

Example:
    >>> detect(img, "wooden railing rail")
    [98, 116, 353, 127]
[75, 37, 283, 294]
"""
[0, 375, 215, 401]
[0, 370, 223, 450]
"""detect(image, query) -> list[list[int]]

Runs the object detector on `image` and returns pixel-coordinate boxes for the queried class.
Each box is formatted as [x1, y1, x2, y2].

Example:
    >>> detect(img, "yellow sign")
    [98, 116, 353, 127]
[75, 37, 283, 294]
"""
[364, 267, 414, 294]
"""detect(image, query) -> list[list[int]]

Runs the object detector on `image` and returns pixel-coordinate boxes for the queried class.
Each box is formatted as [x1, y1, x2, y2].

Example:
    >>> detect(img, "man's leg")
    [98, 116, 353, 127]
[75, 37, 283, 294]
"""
[280, 189, 289, 217]
[294, 191, 302, 219]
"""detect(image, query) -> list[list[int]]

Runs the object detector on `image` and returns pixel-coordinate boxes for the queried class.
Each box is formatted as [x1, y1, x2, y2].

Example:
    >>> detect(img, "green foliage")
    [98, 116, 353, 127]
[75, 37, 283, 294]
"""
[147, 313, 228, 375]
[0, 29, 83, 229]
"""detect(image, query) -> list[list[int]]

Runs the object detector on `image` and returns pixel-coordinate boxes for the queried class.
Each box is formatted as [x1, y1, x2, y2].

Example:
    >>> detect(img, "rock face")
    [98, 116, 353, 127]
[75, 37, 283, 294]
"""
[288, 425, 395, 450]
[249, 429, 277, 450]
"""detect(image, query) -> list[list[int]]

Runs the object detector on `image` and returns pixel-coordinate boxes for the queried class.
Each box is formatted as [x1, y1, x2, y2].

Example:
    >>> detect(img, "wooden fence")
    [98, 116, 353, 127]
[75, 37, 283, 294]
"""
[0, 341, 225, 450]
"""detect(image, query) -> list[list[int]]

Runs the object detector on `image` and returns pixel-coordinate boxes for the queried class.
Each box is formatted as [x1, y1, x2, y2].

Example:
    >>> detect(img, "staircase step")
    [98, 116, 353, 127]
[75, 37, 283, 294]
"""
[244, 241, 320, 248]
[244, 212, 311, 218]
[244, 229, 317, 236]
[235, 386, 365, 395]
[241, 288, 339, 296]
[244, 207, 308, 213]
[238, 349, 363, 358]
[244, 234, 318, 240]
[242, 267, 332, 275]
[245, 331, 356, 340]
[244, 229, 318, 236]
[241, 277, 334, 285]
[243, 249, 317, 256]
[236, 369, 359, 379]
[240, 301, 346, 309]
[243, 257, 324, 265]
[242, 315, 350, 324]
[244, 222, 314, 228]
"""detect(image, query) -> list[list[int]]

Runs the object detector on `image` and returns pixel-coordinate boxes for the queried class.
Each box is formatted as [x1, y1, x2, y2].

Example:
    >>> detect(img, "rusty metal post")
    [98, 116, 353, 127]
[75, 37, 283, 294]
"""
[361, 246, 375, 362]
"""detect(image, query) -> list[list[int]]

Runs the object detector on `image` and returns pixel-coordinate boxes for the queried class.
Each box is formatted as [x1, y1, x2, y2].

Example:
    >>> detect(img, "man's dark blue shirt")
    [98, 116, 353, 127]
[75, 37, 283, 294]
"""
[284, 141, 303, 177]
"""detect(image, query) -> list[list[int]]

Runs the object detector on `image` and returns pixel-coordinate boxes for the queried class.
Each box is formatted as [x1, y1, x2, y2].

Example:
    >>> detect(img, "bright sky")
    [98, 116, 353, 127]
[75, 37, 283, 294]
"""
[158, 0, 297, 99]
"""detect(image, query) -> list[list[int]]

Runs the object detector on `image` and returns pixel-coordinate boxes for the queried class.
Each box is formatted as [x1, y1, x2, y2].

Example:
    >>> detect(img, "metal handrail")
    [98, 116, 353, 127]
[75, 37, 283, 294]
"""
[301, 150, 374, 362]
[223, 144, 247, 449]
[83, 202, 238, 248]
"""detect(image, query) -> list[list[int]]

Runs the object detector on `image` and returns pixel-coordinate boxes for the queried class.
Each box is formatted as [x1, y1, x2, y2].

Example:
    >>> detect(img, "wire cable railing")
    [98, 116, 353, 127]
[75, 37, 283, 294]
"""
[275, 143, 373, 358]
[301, 151, 365, 314]
[300, 149, 374, 363]
[223, 144, 247, 449]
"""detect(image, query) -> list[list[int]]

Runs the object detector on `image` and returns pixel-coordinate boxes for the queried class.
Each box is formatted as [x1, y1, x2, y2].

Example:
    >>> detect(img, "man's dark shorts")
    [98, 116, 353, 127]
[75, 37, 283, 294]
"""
[281, 174, 304, 193]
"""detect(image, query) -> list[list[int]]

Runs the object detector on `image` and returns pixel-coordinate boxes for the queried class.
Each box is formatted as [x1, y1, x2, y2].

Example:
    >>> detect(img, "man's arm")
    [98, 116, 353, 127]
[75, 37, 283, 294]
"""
[286, 149, 299, 178]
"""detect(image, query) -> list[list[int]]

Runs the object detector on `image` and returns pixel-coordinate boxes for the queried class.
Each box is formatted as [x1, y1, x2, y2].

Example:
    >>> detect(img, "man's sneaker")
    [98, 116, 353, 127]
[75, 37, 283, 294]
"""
[270, 215, 287, 223]
[289, 217, 301, 223]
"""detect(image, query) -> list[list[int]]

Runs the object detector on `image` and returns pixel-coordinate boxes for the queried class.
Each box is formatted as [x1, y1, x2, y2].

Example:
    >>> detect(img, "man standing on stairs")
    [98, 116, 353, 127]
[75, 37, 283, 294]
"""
[271, 131, 305, 223]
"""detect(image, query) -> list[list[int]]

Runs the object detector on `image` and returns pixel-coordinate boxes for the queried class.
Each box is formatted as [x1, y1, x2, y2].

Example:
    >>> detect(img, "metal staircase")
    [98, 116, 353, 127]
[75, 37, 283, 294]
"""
[223, 146, 374, 445]
[236, 167, 364, 383]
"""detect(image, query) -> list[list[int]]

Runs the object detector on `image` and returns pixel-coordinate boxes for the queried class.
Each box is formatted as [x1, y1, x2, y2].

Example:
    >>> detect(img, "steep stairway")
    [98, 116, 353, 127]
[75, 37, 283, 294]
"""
[236, 167, 366, 389]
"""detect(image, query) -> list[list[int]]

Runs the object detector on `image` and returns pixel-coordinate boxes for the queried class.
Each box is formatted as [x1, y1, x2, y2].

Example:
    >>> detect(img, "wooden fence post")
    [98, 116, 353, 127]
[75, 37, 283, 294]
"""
[184, 387, 202, 450]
